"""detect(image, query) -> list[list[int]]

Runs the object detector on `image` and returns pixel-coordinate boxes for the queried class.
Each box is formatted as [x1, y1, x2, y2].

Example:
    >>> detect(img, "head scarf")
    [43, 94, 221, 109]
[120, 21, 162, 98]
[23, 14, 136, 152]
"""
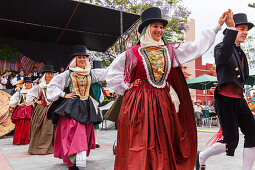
[68, 57, 91, 75]
[39, 73, 54, 89]
[140, 24, 165, 48]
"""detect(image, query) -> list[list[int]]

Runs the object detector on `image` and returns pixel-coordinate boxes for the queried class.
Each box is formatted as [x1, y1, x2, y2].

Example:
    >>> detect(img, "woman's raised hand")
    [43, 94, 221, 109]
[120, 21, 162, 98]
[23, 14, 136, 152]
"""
[218, 11, 228, 26]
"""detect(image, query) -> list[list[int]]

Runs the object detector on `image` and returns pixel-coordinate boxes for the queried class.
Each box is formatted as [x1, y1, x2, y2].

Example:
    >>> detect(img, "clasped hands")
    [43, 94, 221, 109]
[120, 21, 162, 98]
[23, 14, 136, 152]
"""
[218, 9, 235, 27]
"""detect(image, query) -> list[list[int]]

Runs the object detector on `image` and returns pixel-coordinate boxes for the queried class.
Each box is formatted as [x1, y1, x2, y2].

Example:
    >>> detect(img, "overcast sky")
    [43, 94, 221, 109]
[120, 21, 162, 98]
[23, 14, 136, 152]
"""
[182, 0, 255, 64]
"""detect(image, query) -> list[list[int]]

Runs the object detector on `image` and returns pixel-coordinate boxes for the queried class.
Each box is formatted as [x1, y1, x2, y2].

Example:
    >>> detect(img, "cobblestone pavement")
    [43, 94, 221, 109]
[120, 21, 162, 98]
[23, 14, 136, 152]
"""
[0, 127, 250, 170]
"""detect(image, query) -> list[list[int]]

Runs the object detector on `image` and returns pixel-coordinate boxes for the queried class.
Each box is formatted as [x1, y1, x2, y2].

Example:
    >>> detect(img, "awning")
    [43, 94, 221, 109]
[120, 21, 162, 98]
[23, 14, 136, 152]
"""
[0, 0, 140, 52]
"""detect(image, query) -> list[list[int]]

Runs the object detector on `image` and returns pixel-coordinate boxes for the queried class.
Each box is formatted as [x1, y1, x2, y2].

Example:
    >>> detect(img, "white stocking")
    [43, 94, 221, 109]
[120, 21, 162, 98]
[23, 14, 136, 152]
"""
[95, 129, 99, 144]
[76, 151, 86, 167]
[199, 142, 226, 165]
[242, 147, 255, 170]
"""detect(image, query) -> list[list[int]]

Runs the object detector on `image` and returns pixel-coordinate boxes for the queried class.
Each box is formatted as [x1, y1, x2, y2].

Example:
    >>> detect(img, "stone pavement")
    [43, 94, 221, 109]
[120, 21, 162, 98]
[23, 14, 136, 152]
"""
[0, 127, 250, 170]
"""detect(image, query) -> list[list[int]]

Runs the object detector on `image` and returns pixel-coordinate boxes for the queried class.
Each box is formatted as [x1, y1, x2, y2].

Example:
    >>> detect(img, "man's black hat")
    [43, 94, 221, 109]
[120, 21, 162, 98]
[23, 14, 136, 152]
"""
[223, 13, 254, 34]
[71, 45, 89, 57]
[138, 7, 168, 34]
[41, 65, 56, 74]
[23, 76, 32, 83]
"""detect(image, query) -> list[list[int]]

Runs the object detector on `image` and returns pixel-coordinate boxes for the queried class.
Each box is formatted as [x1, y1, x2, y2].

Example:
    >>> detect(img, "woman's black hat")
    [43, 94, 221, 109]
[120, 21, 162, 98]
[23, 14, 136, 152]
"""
[23, 76, 32, 83]
[223, 13, 254, 34]
[138, 7, 168, 34]
[71, 45, 89, 57]
[41, 65, 56, 74]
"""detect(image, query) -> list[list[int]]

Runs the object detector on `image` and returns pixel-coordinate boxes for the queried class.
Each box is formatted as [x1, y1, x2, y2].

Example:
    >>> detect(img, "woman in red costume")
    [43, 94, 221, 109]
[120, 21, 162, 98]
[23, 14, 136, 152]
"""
[106, 7, 228, 170]
[9, 76, 34, 145]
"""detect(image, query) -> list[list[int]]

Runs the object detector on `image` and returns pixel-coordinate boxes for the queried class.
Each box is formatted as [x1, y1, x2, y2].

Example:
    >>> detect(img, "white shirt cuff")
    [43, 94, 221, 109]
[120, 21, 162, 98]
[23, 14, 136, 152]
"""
[60, 92, 65, 98]
[227, 27, 236, 31]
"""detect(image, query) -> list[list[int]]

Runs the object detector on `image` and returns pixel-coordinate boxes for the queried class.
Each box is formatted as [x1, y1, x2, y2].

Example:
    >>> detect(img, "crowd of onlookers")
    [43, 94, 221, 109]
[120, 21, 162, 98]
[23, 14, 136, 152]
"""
[193, 99, 218, 127]
[194, 92, 255, 127]
[0, 66, 65, 92]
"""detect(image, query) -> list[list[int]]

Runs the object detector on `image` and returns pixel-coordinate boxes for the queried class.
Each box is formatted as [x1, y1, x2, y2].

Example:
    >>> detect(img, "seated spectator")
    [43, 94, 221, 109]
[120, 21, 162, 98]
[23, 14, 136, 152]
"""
[208, 101, 218, 126]
[194, 100, 204, 126]
[251, 92, 255, 105]
[247, 96, 255, 118]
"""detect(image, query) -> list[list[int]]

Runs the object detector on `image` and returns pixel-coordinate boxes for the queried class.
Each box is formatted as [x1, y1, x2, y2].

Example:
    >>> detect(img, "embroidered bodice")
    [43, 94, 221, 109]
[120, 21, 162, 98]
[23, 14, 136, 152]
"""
[69, 72, 91, 100]
[130, 45, 172, 88]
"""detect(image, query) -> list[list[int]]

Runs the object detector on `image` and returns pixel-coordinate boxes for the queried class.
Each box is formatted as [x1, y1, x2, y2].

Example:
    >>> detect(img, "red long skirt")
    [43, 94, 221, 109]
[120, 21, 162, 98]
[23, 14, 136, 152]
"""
[54, 116, 95, 167]
[13, 119, 30, 145]
[114, 82, 195, 170]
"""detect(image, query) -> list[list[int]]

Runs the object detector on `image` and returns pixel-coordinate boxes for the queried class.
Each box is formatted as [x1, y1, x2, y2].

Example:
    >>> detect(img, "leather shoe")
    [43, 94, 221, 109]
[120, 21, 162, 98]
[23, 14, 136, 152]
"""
[195, 151, 206, 170]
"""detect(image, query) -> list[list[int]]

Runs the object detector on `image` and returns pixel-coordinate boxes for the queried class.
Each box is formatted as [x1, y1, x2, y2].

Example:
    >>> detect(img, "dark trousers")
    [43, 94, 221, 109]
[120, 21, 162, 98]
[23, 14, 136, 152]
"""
[215, 94, 255, 156]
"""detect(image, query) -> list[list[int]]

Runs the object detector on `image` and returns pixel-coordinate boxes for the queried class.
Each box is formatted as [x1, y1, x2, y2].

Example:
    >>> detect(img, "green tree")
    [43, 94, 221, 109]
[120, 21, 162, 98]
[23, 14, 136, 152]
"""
[248, 3, 255, 8]
[82, 0, 191, 66]
[243, 30, 255, 68]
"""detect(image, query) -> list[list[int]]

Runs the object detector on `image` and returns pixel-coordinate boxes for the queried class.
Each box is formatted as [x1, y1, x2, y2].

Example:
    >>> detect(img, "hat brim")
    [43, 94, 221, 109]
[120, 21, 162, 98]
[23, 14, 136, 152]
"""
[41, 70, 56, 74]
[71, 52, 89, 57]
[223, 22, 254, 35]
[138, 18, 168, 34]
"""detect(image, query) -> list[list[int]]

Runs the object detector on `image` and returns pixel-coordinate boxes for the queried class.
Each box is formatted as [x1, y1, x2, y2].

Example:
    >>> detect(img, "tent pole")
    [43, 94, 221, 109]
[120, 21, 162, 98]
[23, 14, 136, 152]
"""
[120, 11, 123, 53]
[205, 84, 207, 104]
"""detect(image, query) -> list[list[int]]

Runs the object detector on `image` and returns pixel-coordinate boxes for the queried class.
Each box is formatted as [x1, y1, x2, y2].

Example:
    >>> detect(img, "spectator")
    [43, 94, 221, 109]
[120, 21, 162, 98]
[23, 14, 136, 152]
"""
[0, 70, 12, 89]
[11, 68, 25, 90]
[194, 100, 204, 126]
[208, 101, 217, 126]
[60, 66, 65, 73]
[251, 92, 255, 105]
[29, 66, 41, 82]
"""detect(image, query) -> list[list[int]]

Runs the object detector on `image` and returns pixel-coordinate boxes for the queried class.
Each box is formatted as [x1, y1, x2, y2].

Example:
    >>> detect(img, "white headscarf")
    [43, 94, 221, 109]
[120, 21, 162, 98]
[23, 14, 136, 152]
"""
[140, 24, 164, 48]
[39, 73, 55, 89]
[21, 82, 33, 94]
[68, 57, 91, 75]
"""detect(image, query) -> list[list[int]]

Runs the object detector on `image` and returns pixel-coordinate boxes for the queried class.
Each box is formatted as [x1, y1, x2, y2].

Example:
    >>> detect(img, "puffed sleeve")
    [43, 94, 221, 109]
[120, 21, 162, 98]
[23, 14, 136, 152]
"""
[1, 77, 7, 85]
[173, 24, 221, 66]
[47, 70, 69, 102]
[91, 68, 108, 83]
[106, 51, 129, 95]
[11, 76, 18, 86]
[26, 85, 41, 106]
[9, 92, 20, 107]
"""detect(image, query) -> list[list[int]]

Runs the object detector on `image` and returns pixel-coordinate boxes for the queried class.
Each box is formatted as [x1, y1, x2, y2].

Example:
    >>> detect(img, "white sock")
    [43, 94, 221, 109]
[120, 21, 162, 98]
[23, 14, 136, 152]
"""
[76, 151, 86, 167]
[199, 142, 226, 165]
[95, 129, 98, 144]
[242, 147, 255, 170]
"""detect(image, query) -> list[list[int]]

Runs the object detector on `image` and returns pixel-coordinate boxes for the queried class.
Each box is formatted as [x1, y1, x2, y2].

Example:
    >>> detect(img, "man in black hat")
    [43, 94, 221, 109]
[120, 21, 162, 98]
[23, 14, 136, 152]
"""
[196, 11, 255, 170]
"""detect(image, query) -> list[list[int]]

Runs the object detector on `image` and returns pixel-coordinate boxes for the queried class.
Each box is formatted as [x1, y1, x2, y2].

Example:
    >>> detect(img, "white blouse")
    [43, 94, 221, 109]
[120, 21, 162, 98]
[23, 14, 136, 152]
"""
[106, 24, 222, 95]
[9, 92, 22, 108]
[46, 69, 107, 102]
[26, 85, 43, 106]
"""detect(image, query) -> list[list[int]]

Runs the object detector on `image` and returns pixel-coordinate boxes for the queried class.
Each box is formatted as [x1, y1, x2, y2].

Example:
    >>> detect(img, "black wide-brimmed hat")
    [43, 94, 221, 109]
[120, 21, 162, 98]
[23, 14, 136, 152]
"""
[223, 13, 254, 34]
[23, 76, 32, 83]
[41, 65, 56, 74]
[138, 7, 168, 34]
[71, 45, 89, 57]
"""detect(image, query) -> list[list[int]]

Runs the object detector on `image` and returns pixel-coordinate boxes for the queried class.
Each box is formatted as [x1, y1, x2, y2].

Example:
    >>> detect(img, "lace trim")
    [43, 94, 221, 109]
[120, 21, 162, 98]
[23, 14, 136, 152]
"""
[69, 72, 91, 100]
[138, 46, 172, 88]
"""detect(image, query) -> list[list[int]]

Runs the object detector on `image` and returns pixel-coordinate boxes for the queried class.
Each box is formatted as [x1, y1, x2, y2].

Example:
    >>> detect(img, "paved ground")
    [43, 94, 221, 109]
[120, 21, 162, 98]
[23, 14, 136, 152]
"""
[0, 126, 250, 170]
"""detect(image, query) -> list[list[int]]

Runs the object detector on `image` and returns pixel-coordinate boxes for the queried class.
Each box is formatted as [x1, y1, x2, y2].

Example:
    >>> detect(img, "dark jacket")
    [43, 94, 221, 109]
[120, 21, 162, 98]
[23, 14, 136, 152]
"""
[214, 29, 249, 89]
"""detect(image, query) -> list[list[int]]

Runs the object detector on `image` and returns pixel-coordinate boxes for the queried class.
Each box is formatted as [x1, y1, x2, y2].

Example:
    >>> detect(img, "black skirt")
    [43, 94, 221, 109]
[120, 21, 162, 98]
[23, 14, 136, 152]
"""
[48, 96, 102, 125]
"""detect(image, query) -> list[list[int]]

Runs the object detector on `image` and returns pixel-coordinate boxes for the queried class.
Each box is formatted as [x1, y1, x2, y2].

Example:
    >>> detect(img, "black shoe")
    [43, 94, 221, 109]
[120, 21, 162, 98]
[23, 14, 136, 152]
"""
[195, 151, 206, 170]
[69, 164, 79, 170]
[96, 144, 100, 148]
